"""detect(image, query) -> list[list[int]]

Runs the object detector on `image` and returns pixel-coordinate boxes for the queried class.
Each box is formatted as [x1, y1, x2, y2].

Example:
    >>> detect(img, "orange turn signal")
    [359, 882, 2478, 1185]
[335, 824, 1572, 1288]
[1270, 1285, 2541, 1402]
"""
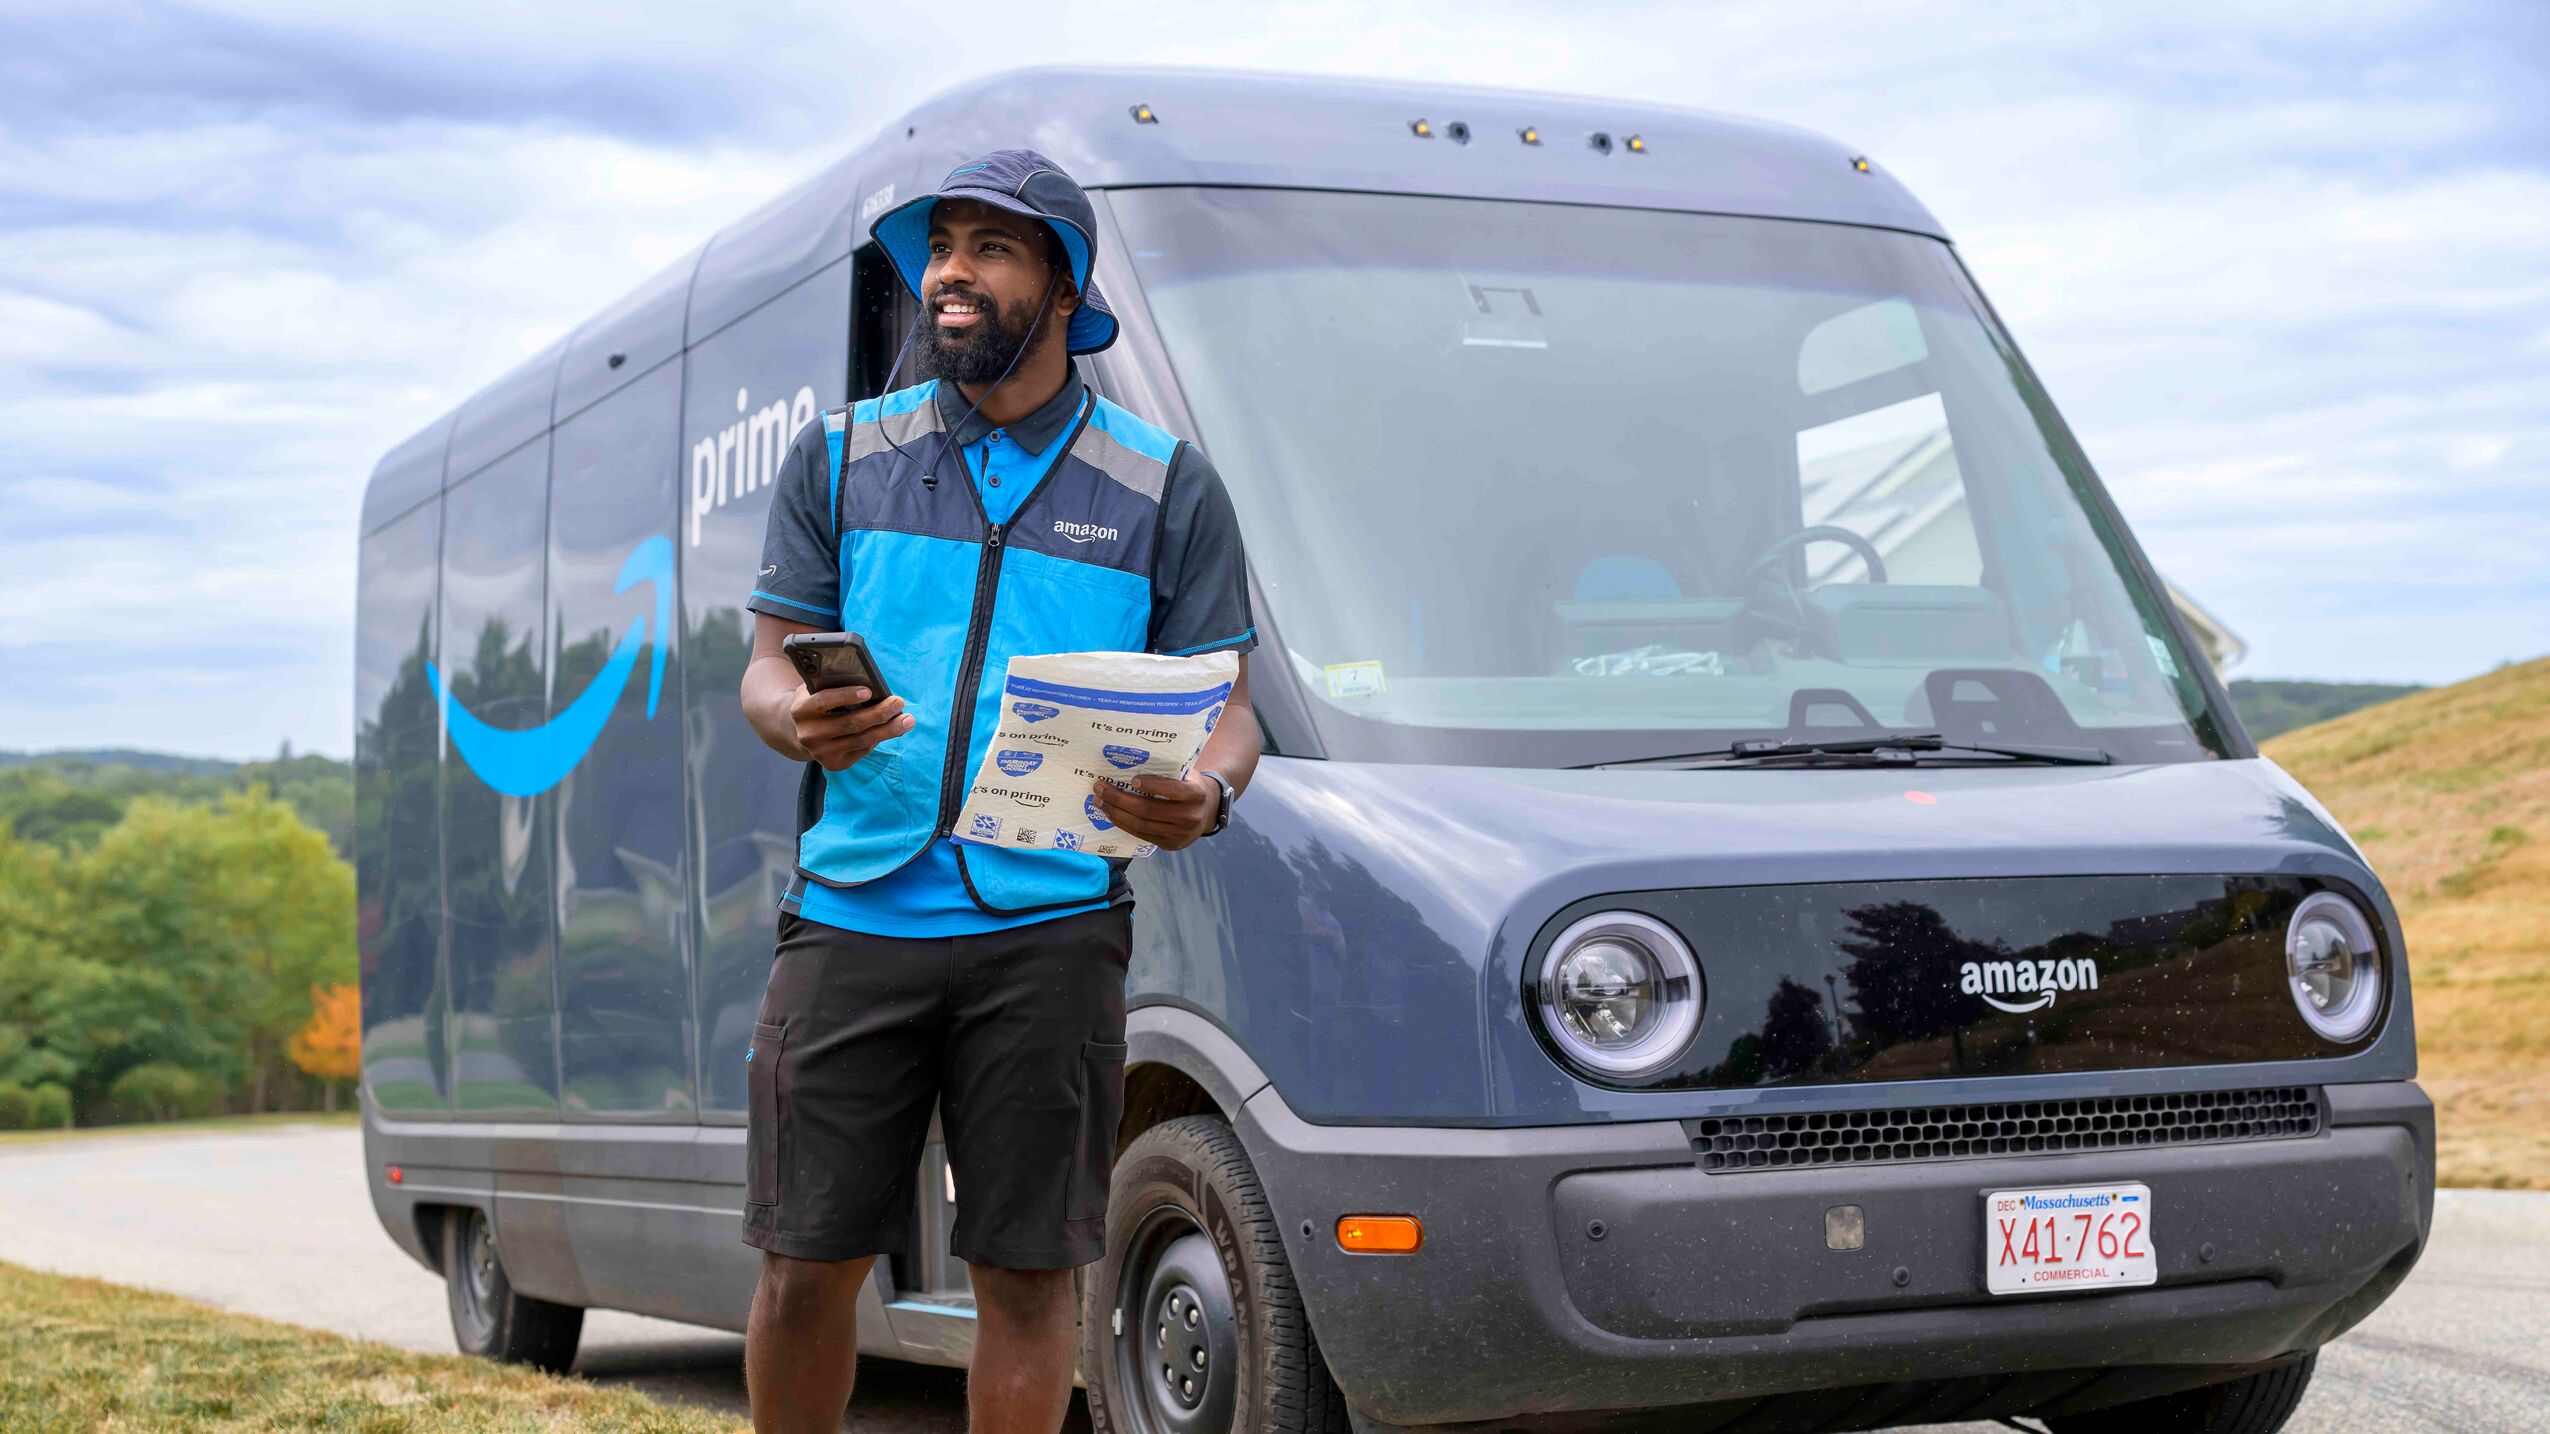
[1335, 1215, 1423, 1254]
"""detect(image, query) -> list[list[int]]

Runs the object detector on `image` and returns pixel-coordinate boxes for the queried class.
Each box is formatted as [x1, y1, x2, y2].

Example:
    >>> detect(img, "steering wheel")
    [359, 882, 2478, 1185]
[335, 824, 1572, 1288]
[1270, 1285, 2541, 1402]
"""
[1733, 525, 1890, 660]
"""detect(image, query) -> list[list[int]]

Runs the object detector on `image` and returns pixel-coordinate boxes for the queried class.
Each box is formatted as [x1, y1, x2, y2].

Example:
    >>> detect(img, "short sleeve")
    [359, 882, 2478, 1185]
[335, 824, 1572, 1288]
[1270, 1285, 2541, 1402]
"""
[745, 415, 841, 627]
[1147, 444, 1259, 658]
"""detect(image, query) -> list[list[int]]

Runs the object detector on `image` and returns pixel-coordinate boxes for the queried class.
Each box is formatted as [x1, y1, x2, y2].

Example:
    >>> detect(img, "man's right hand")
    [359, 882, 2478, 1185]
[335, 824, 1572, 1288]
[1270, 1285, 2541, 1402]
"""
[793, 686, 915, 771]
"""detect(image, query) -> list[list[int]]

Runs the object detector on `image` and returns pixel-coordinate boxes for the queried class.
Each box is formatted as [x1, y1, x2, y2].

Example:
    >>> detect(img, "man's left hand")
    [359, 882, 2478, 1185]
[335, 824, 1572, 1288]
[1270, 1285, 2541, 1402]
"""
[1090, 773, 1220, 851]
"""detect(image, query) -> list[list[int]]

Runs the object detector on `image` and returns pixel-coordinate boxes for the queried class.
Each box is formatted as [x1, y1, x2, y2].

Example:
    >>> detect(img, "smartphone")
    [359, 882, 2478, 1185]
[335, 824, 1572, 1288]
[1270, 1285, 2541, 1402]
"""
[783, 632, 892, 710]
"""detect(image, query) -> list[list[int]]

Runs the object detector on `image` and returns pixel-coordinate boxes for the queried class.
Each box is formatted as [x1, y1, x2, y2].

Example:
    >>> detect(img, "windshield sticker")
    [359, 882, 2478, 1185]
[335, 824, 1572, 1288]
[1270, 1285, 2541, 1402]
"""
[1324, 661, 1388, 699]
[1573, 645, 1726, 678]
[1461, 280, 1548, 350]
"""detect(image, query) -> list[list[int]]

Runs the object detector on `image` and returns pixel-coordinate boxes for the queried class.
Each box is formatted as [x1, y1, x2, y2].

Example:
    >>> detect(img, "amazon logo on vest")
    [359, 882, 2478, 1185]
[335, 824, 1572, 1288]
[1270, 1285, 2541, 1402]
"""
[691, 384, 818, 546]
[429, 536, 672, 798]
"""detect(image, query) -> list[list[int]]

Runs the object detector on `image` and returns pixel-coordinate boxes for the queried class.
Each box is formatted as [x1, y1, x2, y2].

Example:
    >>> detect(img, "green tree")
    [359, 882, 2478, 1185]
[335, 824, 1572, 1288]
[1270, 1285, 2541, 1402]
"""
[0, 771, 125, 850]
[26, 1084, 72, 1129]
[3, 792, 354, 1120]
[0, 833, 78, 1092]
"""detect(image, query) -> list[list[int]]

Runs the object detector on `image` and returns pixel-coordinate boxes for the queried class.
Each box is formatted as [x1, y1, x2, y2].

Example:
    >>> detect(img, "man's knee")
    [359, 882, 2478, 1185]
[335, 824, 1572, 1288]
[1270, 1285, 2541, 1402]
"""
[968, 1264, 1076, 1326]
[758, 1251, 873, 1320]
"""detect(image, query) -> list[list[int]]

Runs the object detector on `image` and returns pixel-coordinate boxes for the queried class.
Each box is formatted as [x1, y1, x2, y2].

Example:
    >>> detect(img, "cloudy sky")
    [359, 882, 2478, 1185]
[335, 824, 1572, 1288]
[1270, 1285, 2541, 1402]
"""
[3, 0, 2544, 759]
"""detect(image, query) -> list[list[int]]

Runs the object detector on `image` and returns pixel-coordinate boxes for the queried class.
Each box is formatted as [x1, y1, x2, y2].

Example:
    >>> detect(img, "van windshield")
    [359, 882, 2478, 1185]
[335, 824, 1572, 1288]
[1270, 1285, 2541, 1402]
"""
[1111, 188, 2231, 767]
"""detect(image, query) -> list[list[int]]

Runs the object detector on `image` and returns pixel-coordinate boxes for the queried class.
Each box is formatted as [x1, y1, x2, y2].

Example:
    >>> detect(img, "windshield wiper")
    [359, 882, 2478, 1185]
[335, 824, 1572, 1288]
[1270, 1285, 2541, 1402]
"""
[1590, 732, 2113, 770]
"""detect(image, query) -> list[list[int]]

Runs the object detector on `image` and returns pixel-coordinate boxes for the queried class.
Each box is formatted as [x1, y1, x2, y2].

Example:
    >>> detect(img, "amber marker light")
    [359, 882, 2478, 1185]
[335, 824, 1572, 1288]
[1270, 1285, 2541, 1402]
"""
[1129, 103, 1157, 124]
[1409, 118, 1433, 138]
[1624, 134, 1647, 153]
[1850, 155, 1872, 172]
[1336, 1215, 1424, 1254]
[1517, 125, 1541, 146]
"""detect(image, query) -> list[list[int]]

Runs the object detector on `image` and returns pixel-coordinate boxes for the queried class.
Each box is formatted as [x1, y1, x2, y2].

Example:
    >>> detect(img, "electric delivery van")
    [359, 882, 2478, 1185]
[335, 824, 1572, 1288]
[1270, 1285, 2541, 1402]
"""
[355, 67, 2430, 1434]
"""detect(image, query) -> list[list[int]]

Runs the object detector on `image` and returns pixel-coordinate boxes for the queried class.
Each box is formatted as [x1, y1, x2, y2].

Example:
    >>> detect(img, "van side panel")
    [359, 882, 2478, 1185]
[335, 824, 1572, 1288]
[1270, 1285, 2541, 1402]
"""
[686, 155, 866, 347]
[550, 359, 697, 1121]
[439, 442, 562, 1119]
[681, 260, 853, 1118]
[357, 502, 451, 1113]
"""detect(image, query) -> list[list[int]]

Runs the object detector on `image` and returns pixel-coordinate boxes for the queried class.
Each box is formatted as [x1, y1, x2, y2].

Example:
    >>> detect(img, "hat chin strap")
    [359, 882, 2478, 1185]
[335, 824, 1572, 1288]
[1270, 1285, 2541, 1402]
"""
[879, 265, 1065, 492]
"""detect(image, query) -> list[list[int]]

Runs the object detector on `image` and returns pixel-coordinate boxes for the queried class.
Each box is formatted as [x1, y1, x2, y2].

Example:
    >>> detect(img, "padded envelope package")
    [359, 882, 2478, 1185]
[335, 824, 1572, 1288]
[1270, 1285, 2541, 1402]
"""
[952, 649, 1238, 859]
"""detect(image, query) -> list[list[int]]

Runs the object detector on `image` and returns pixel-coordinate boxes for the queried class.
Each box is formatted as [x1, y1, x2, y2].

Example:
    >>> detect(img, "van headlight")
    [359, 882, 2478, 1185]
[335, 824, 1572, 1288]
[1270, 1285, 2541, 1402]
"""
[2285, 891, 2383, 1042]
[1537, 912, 1703, 1078]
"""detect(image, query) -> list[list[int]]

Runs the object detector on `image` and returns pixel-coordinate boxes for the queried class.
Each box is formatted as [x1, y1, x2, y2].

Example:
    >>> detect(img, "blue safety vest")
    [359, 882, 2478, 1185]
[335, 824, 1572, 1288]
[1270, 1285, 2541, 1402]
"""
[800, 381, 1184, 914]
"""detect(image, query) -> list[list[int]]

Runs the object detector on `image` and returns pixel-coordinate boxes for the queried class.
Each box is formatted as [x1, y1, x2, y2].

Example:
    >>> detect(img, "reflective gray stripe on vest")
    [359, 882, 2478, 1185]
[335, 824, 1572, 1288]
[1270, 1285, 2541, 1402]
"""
[847, 398, 948, 463]
[1072, 422, 1171, 503]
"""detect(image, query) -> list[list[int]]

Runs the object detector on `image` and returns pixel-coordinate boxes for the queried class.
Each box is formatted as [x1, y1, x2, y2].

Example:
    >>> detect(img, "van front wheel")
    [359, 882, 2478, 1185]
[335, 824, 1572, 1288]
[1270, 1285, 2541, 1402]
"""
[1084, 1116, 1348, 1434]
[442, 1206, 583, 1373]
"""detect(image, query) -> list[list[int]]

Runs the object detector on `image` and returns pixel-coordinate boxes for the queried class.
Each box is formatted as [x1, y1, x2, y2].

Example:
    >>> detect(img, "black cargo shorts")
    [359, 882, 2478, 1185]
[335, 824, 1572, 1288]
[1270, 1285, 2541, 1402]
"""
[741, 905, 1132, 1269]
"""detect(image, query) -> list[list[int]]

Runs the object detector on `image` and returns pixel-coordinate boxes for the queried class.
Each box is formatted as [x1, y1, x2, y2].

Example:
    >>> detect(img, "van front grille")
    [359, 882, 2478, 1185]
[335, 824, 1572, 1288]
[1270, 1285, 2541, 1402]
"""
[1689, 1086, 2321, 1173]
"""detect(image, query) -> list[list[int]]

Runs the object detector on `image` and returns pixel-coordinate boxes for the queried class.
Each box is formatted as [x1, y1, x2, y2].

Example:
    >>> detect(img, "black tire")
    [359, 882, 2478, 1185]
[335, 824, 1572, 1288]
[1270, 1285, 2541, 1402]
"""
[442, 1206, 584, 1373]
[1083, 1116, 1350, 1434]
[2047, 1354, 2318, 1434]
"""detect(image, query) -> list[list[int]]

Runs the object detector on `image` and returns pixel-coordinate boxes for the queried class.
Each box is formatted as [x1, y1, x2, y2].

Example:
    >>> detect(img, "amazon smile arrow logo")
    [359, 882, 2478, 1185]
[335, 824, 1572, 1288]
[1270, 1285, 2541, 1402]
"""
[428, 535, 673, 798]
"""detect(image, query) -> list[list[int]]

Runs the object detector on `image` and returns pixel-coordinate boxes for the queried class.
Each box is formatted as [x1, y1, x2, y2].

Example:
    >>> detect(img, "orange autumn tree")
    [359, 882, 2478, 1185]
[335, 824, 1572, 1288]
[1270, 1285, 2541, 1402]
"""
[287, 983, 361, 1112]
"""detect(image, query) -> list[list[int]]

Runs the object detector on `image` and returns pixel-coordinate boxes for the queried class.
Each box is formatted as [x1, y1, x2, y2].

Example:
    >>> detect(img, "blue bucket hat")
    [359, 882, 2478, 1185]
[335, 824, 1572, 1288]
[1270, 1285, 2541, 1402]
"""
[868, 148, 1117, 355]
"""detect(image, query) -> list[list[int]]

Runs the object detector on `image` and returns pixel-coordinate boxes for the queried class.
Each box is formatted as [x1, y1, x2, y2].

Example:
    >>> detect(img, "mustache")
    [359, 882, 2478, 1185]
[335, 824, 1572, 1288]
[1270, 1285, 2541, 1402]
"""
[930, 284, 998, 315]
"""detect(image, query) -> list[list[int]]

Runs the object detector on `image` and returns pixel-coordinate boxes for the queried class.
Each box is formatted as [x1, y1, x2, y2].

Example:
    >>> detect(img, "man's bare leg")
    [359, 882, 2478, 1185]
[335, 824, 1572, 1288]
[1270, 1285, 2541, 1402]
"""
[967, 1264, 1079, 1434]
[747, 1251, 876, 1433]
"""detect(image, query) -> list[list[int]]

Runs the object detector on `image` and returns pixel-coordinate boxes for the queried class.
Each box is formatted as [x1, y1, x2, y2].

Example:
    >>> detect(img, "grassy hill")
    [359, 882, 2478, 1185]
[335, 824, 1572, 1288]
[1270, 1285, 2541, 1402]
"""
[2230, 677, 2427, 742]
[2265, 654, 2550, 1189]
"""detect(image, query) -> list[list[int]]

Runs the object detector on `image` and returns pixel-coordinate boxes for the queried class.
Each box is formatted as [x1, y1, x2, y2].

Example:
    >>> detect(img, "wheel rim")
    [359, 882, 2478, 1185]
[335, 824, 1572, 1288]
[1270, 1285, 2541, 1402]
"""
[1111, 1210, 1238, 1434]
[454, 1212, 501, 1343]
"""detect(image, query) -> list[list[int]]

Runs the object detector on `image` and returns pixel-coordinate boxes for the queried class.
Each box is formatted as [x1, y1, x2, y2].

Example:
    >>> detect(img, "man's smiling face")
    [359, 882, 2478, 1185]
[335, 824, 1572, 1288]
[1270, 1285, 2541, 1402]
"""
[918, 197, 1078, 385]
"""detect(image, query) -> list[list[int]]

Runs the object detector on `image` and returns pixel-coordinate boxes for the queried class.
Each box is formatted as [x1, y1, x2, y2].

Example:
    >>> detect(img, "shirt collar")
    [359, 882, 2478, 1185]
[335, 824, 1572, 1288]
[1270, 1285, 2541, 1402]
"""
[935, 364, 1086, 455]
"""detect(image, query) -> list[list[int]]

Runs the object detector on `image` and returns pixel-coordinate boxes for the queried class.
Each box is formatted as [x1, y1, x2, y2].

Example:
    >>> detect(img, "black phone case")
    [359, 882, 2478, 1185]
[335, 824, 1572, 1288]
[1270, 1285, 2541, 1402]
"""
[784, 635, 889, 705]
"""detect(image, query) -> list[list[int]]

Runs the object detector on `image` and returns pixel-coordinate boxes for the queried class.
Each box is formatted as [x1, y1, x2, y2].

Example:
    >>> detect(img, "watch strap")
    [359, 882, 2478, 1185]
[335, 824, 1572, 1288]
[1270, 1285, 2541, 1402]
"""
[1203, 769, 1236, 835]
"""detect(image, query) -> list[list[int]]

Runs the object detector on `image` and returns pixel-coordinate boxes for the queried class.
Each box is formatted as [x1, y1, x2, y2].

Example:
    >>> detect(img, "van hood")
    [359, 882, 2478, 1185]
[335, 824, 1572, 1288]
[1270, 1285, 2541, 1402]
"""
[1130, 756, 2410, 1125]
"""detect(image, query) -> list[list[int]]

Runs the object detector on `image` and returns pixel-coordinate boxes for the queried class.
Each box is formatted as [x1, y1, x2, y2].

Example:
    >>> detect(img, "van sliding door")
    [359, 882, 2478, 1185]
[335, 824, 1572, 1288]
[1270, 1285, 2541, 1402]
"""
[438, 440, 561, 1119]
[550, 360, 696, 1121]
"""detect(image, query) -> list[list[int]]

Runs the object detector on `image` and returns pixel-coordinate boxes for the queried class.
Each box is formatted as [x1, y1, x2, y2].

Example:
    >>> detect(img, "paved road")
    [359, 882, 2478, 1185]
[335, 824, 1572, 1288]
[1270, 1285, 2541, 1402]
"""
[0, 1124, 2540, 1431]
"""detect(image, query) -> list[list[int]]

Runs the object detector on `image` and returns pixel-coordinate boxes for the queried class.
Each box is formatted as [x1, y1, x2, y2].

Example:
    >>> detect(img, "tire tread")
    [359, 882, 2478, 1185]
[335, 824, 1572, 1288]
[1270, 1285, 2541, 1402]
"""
[1090, 1116, 1350, 1434]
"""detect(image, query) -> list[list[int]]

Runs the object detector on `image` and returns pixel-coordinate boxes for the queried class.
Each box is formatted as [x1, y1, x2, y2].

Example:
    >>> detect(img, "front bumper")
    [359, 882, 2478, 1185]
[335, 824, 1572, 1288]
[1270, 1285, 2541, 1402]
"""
[1241, 1080, 2432, 1427]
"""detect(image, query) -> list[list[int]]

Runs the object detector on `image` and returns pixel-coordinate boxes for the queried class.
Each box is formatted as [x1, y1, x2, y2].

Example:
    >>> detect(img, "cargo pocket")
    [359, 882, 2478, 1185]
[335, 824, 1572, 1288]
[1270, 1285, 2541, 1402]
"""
[746, 1021, 787, 1208]
[1068, 1039, 1129, 1222]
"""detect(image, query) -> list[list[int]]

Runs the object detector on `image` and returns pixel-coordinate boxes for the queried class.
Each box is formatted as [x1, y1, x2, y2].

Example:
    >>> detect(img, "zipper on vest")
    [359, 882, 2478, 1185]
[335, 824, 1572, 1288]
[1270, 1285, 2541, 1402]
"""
[927, 395, 1096, 848]
[936, 519, 1006, 837]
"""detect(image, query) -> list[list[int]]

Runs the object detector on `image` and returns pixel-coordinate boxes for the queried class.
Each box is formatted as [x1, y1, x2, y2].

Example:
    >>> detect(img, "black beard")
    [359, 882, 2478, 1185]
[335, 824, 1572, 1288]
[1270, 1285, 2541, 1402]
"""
[916, 289, 1042, 385]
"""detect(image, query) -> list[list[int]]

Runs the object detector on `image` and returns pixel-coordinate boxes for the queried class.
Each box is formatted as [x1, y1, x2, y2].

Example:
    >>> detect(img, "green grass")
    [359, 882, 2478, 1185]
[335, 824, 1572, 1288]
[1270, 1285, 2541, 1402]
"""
[0, 1110, 358, 1148]
[0, 1259, 742, 1432]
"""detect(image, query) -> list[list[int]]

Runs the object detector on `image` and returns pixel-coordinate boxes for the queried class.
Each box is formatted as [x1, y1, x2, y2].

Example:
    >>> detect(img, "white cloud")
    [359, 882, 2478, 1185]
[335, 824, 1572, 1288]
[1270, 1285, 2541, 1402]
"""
[1, 0, 2544, 756]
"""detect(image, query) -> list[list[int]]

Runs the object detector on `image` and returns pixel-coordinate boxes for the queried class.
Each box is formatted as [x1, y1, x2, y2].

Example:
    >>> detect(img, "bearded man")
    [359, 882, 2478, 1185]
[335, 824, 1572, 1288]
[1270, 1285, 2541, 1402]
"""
[732, 150, 1261, 1434]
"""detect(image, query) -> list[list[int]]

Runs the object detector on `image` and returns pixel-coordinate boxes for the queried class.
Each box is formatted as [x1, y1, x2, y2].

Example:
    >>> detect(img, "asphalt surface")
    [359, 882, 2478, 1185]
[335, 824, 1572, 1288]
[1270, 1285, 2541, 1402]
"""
[0, 1123, 2540, 1431]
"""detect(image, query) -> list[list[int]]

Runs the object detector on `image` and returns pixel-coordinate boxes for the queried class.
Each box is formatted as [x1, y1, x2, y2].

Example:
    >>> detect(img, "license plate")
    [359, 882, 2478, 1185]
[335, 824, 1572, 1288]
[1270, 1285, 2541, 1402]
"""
[1984, 1183, 2157, 1296]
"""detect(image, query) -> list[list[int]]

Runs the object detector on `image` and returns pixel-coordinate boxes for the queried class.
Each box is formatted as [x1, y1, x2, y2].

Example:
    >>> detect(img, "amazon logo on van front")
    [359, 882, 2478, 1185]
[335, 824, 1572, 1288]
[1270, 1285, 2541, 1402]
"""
[691, 384, 819, 546]
[1960, 956, 2101, 1014]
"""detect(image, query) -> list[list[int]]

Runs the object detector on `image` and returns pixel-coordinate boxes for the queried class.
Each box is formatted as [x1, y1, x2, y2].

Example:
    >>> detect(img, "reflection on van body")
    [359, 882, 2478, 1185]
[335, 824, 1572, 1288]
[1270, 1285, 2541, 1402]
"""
[356, 69, 2427, 1433]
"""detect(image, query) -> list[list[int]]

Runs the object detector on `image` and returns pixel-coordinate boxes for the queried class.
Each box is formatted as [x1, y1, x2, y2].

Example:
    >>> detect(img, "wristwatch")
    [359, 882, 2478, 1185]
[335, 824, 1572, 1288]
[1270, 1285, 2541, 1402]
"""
[1201, 769, 1238, 836]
